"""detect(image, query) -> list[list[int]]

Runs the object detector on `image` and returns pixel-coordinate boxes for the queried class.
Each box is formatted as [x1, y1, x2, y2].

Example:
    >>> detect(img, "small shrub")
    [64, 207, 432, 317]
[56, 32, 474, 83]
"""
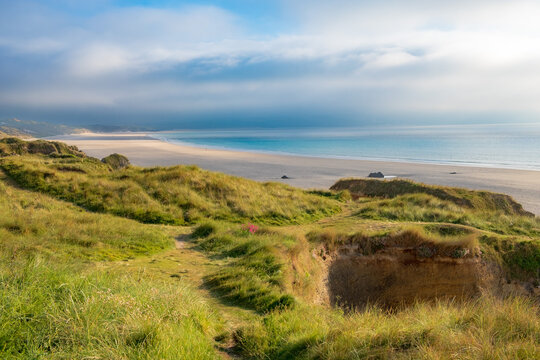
[101, 153, 130, 170]
[192, 222, 218, 238]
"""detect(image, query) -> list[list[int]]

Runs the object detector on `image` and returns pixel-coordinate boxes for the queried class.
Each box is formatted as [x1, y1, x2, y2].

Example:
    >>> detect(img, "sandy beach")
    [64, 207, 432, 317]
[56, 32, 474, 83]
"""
[50, 133, 540, 215]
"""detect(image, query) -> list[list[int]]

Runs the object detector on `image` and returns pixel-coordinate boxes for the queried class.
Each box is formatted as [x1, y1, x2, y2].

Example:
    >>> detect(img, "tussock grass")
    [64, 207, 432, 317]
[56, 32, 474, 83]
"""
[332, 178, 534, 216]
[101, 153, 130, 169]
[480, 234, 540, 281]
[0, 177, 171, 261]
[0, 154, 341, 225]
[0, 141, 538, 358]
[0, 258, 223, 359]
[307, 226, 479, 258]
[235, 296, 540, 359]
[0, 137, 85, 157]
[353, 193, 540, 237]
[0, 176, 224, 358]
[193, 223, 296, 313]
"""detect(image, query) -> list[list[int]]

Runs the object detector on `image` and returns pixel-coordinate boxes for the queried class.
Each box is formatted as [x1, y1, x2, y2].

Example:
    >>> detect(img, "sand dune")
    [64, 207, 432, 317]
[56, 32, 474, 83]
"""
[50, 133, 540, 215]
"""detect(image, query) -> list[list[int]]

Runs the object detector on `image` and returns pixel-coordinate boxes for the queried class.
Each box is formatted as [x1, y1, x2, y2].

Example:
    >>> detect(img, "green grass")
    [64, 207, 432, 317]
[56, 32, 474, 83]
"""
[306, 212, 539, 280]
[480, 234, 540, 281]
[0, 171, 225, 359]
[193, 222, 296, 313]
[0, 154, 341, 225]
[101, 153, 130, 169]
[352, 193, 540, 237]
[0, 137, 85, 157]
[235, 297, 539, 359]
[307, 226, 480, 258]
[0, 141, 538, 359]
[0, 258, 223, 360]
[332, 178, 533, 216]
[0, 173, 171, 261]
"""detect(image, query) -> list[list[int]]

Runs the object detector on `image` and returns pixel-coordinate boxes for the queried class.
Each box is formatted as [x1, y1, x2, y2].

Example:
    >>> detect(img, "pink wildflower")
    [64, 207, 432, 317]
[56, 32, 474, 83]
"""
[241, 223, 259, 234]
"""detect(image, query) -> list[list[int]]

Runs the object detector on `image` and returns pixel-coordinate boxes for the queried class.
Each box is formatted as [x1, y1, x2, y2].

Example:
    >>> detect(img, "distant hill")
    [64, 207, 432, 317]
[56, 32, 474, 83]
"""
[86, 124, 155, 132]
[0, 125, 33, 138]
[0, 118, 88, 138]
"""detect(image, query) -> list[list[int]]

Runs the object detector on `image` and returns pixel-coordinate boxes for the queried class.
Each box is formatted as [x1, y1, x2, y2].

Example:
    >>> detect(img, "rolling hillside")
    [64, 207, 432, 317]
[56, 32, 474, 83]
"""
[0, 138, 538, 359]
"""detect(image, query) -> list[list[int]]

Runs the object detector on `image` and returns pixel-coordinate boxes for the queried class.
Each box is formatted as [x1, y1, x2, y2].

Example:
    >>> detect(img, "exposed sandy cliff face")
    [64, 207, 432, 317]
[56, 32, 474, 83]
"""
[323, 245, 495, 308]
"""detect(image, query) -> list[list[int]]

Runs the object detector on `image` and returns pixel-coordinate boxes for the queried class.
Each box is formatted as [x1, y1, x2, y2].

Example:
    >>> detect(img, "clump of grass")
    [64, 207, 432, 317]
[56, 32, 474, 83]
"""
[480, 234, 540, 281]
[0, 137, 85, 157]
[192, 222, 220, 239]
[193, 224, 296, 313]
[424, 223, 475, 236]
[307, 226, 479, 258]
[355, 193, 468, 222]
[101, 153, 130, 170]
[307, 189, 352, 202]
[235, 296, 540, 359]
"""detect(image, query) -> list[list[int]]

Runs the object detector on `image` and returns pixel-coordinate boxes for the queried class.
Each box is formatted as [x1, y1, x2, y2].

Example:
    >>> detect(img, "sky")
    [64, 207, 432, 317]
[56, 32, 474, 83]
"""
[1, 0, 540, 129]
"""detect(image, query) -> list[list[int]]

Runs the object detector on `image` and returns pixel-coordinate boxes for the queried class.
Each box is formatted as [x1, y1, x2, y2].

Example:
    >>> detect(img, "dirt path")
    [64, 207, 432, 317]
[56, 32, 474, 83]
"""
[108, 230, 255, 358]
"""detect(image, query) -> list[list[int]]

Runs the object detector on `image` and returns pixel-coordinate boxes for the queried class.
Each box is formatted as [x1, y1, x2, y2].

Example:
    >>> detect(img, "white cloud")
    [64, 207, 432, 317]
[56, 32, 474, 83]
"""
[2, 0, 540, 120]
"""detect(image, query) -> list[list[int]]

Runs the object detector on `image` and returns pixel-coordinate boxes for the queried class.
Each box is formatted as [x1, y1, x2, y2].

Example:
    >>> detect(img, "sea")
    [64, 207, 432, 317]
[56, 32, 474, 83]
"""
[152, 123, 540, 171]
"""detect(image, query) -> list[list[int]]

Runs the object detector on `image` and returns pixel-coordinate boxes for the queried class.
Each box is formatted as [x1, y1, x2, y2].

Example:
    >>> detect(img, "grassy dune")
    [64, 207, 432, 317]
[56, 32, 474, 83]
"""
[0, 170, 223, 359]
[331, 178, 533, 216]
[0, 149, 340, 225]
[193, 222, 296, 313]
[0, 139, 538, 359]
[0, 174, 171, 261]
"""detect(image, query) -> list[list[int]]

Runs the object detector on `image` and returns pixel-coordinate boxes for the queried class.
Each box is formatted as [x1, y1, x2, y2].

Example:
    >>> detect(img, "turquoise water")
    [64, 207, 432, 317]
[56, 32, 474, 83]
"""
[153, 124, 540, 170]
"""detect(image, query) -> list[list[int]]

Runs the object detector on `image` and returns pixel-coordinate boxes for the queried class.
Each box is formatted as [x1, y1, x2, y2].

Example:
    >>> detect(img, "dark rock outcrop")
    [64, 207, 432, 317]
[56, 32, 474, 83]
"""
[368, 171, 384, 178]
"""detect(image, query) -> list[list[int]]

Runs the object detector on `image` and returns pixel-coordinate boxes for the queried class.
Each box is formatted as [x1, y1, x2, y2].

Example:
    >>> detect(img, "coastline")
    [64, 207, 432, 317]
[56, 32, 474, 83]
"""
[50, 132, 540, 215]
[152, 132, 540, 172]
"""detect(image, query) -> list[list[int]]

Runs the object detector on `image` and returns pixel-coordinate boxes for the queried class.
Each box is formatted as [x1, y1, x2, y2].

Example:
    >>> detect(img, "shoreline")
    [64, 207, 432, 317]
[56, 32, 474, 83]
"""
[153, 135, 540, 172]
[49, 132, 540, 215]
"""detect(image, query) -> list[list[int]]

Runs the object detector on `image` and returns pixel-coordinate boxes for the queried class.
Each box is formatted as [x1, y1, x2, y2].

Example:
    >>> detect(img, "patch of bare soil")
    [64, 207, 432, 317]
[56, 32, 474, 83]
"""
[320, 245, 497, 308]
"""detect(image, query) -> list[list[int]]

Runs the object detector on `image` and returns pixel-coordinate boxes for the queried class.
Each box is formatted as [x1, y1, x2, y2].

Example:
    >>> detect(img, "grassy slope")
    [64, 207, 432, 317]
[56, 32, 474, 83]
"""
[192, 222, 297, 313]
[1, 141, 539, 359]
[0, 172, 170, 261]
[0, 151, 340, 226]
[235, 296, 539, 359]
[186, 182, 539, 359]
[0, 173, 224, 359]
[331, 178, 533, 216]
[189, 214, 539, 359]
